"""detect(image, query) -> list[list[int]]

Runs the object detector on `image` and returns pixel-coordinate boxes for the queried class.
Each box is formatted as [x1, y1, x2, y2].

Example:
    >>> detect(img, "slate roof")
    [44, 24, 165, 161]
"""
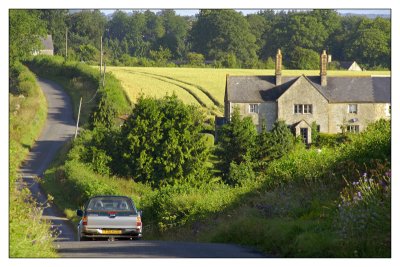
[40, 35, 54, 50]
[226, 76, 298, 103]
[226, 75, 391, 103]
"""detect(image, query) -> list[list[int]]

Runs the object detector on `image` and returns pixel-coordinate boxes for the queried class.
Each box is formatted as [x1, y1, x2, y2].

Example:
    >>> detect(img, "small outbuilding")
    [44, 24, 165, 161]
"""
[338, 61, 362, 71]
[33, 35, 54, 56]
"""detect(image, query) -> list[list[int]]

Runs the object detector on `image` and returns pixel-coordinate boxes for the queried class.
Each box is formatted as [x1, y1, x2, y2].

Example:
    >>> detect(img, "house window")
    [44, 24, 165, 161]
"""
[294, 104, 312, 114]
[249, 104, 259, 113]
[348, 104, 358, 114]
[347, 125, 360, 133]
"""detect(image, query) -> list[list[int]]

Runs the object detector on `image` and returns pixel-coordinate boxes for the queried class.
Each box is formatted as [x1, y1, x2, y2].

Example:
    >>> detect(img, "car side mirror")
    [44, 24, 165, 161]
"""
[77, 209, 83, 217]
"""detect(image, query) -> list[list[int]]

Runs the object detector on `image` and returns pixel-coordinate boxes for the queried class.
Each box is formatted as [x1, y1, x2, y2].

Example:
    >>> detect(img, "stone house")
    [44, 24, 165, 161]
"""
[224, 50, 391, 144]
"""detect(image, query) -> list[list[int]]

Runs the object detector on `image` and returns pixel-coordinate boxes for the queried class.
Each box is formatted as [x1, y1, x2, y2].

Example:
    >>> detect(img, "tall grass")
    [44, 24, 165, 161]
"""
[9, 62, 57, 257]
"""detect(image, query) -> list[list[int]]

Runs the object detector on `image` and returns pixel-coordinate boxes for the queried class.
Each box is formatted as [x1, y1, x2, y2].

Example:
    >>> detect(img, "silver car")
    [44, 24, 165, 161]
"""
[76, 195, 143, 241]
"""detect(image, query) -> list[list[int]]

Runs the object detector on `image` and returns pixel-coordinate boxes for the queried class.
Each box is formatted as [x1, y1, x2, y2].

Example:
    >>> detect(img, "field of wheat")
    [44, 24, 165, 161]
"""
[107, 66, 390, 116]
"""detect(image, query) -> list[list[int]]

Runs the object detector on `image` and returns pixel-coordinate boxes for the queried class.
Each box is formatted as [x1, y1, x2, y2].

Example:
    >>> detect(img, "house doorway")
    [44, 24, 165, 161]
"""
[300, 128, 308, 144]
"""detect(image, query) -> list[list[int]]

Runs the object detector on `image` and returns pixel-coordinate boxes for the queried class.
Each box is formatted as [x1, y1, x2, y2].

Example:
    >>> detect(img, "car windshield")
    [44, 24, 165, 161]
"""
[87, 197, 135, 211]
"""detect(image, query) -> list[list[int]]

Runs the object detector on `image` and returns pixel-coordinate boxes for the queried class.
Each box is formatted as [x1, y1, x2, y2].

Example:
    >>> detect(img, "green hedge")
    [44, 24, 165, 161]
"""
[27, 55, 131, 127]
[9, 62, 57, 257]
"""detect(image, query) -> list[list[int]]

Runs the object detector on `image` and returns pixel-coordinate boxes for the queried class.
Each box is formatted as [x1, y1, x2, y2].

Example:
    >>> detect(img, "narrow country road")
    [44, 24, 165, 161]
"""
[20, 78, 77, 242]
[19, 78, 265, 258]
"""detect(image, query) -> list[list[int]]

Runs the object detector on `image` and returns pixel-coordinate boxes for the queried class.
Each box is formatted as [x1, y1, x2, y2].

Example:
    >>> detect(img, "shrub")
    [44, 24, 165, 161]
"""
[187, 52, 205, 67]
[318, 133, 348, 147]
[118, 95, 210, 187]
[265, 146, 339, 186]
[341, 119, 391, 164]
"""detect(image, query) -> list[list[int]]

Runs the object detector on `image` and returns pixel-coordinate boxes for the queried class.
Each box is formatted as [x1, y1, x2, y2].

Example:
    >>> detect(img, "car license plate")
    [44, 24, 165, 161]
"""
[102, 229, 122, 235]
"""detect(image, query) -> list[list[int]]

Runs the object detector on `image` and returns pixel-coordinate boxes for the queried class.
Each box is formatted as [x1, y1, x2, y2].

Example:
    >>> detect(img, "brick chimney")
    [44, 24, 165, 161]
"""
[320, 50, 328, 87]
[275, 49, 282, 86]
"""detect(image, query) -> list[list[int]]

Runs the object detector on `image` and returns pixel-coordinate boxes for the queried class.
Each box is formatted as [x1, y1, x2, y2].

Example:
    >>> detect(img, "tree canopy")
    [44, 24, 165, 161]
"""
[9, 10, 46, 62]
[12, 9, 391, 69]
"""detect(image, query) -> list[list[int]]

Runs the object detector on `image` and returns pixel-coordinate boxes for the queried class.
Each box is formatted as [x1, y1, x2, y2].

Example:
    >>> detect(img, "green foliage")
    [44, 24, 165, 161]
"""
[149, 46, 172, 66]
[289, 47, 320, 70]
[9, 9, 46, 62]
[318, 132, 349, 147]
[344, 18, 390, 69]
[338, 163, 390, 238]
[228, 158, 256, 186]
[186, 52, 205, 67]
[31, 9, 391, 69]
[10, 62, 39, 97]
[27, 55, 131, 128]
[341, 119, 391, 164]
[190, 9, 258, 67]
[265, 146, 339, 186]
[77, 44, 99, 62]
[9, 64, 56, 257]
[216, 107, 257, 176]
[9, 188, 58, 257]
[142, 182, 247, 232]
[118, 95, 210, 187]
[336, 162, 391, 256]
[267, 120, 297, 160]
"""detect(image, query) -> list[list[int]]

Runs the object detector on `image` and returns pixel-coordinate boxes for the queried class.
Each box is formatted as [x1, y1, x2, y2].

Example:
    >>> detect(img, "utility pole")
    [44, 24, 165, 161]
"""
[65, 28, 68, 61]
[74, 97, 82, 139]
[100, 35, 103, 78]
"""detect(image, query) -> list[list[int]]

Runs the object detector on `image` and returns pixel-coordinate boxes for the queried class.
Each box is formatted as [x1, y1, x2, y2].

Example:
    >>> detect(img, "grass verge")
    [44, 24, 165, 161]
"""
[9, 62, 57, 257]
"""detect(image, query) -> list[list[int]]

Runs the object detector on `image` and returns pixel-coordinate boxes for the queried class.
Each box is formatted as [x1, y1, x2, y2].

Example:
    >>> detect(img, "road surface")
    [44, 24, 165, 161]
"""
[19, 78, 265, 258]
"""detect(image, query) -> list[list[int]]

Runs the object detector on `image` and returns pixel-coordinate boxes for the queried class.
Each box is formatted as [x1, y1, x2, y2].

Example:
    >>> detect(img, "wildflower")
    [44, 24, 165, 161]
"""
[363, 173, 367, 177]
[357, 192, 362, 198]
[385, 170, 391, 177]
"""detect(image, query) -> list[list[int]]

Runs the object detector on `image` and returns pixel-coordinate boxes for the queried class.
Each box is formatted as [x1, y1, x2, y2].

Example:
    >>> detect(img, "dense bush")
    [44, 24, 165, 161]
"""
[317, 132, 349, 147]
[265, 146, 339, 186]
[215, 107, 257, 176]
[142, 182, 248, 232]
[118, 95, 210, 187]
[341, 119, 391, 164]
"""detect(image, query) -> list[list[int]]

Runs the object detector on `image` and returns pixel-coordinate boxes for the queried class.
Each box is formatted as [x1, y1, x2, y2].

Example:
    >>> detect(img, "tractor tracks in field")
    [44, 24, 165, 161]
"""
[120, 69, 223, 115]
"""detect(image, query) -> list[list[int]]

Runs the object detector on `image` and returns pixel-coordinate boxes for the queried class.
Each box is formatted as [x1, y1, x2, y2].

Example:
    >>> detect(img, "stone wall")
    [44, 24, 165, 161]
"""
[328, 103, 390, 133]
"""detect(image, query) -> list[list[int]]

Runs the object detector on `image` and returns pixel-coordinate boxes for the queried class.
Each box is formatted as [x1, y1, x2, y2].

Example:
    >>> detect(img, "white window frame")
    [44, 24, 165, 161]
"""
[249, 104, 259, 113]
[348, 104, 358, 114]
[347, 125, 360, 133]
[294, 104, 312, 114]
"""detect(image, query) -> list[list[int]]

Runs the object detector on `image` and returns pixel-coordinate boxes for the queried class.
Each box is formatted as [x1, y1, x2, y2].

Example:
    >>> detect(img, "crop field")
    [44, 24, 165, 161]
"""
[107, 66, 390, 116]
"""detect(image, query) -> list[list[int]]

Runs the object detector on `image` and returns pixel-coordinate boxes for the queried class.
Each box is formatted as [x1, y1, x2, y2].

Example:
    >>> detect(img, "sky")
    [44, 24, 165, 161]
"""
[101, 9, 391, 17]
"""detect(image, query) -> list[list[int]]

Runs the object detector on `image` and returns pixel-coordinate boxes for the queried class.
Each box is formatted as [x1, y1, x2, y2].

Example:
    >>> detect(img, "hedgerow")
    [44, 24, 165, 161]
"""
[9, 62, 57, 257]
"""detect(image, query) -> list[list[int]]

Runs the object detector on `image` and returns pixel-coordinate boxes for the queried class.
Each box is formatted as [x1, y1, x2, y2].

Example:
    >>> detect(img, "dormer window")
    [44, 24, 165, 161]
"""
[348, 104, 358, 114]
[249, 104, 259, 113]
